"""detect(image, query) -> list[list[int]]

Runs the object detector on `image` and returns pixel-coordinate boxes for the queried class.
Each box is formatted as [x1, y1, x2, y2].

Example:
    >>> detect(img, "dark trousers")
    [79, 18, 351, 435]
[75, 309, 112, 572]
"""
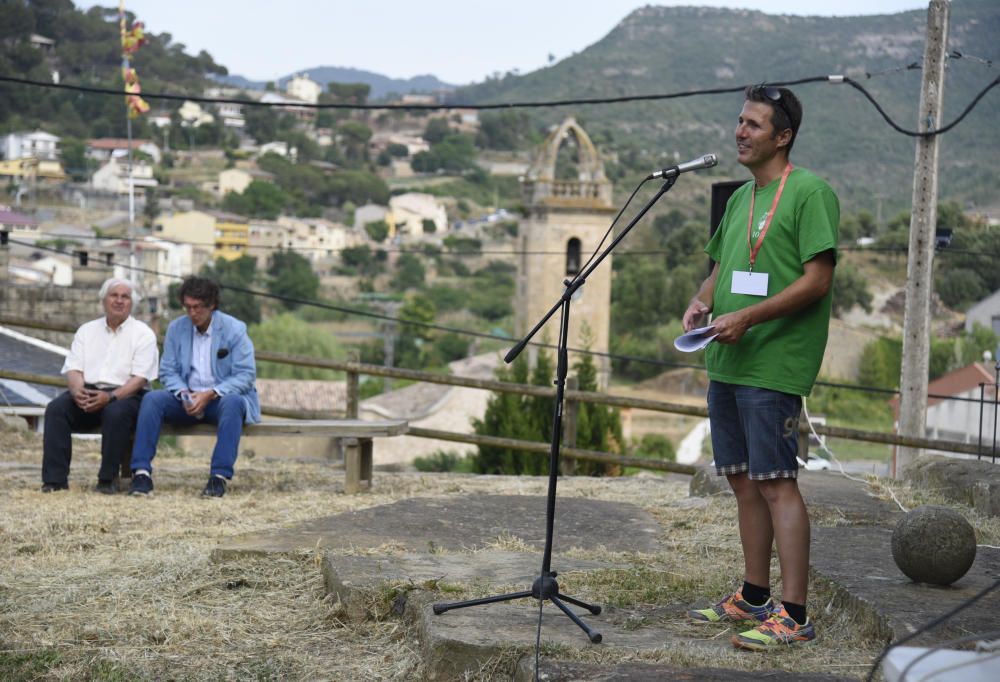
[42, 389, 144, 486]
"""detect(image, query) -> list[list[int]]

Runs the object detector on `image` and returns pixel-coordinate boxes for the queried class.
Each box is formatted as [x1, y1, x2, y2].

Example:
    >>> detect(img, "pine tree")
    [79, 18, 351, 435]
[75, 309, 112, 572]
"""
[471, 349, 623, 477]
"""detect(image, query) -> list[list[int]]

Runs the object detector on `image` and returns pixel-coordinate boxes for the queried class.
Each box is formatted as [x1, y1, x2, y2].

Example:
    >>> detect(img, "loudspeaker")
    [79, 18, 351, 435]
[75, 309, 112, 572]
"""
[707, 180, 745, 274]
[710, 180, 746, 238]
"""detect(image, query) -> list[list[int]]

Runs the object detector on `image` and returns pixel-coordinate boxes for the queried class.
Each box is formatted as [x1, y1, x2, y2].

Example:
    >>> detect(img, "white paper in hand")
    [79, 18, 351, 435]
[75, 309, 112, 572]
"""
[674, 325, 719, 352]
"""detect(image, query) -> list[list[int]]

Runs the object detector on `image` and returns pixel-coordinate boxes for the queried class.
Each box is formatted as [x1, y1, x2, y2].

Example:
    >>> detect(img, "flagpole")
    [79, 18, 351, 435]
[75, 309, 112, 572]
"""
[120, 1, 137, 287]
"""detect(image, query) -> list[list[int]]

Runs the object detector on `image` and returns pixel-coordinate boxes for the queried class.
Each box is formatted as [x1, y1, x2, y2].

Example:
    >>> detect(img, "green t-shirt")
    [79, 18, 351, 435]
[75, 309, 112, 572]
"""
[704, 167, 839, 396]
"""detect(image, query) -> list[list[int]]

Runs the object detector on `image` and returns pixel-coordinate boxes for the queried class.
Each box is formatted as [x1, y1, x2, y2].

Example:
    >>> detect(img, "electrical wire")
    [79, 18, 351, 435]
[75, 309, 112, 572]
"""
[29, 230, 1000, 263]
[7, 234, 998, 408]
[842, 74, 1000, 137]
[4, 235, 706, 371]
[0, 70, 997, 138]
[898, 628, 1000, 682]
[864, 580, 1000, 682]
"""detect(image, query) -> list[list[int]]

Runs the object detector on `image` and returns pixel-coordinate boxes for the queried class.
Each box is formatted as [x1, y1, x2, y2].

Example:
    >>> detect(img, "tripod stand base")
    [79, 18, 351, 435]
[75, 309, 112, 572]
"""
[432, 572, 603, 643]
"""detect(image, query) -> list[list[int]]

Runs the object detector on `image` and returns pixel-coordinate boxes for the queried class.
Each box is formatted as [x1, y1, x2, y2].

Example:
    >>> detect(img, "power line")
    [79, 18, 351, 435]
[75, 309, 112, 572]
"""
[9, 235, 993, 406]
[4, 234, 701, 372]
[1, 71, 998, 138]
[23, 229, 1000, 261]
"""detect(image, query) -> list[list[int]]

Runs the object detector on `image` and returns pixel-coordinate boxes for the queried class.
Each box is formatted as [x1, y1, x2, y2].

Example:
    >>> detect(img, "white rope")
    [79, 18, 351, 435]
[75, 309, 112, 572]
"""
[802, 398, 909, 512]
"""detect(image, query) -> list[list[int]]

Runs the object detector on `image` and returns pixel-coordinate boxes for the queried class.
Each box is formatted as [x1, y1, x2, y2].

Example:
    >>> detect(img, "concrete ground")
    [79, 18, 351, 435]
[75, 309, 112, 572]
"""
[213, 470, 1000, 680]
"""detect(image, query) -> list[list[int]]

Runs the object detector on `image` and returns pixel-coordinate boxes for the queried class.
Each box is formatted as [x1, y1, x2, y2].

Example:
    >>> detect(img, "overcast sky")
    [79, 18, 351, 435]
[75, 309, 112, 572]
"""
[88, 1, 930, 84]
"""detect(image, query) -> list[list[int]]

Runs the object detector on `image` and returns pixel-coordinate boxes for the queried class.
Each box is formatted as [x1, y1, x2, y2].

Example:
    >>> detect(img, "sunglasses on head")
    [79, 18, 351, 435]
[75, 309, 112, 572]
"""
[755, 85, 792, 123]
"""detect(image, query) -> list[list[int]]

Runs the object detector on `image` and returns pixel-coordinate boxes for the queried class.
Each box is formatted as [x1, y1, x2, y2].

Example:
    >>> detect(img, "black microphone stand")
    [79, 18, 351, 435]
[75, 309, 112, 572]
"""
[432, 174, 679, 643]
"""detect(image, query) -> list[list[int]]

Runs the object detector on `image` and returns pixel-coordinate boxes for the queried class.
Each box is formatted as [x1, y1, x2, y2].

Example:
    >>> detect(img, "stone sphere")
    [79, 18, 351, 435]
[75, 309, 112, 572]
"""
[891, 505, 977, 585]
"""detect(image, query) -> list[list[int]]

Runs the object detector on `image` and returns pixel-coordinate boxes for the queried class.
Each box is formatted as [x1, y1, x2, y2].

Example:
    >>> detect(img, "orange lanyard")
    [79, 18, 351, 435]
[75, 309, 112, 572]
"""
[746, 163, 792, 271]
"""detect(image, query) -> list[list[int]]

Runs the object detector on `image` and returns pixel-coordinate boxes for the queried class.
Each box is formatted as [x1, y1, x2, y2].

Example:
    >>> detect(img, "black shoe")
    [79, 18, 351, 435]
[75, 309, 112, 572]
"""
[129, 473, 154, 496]
[202, 476, 227, 498]
[95, 479, 117, 495]
[41, 482, 68, 493]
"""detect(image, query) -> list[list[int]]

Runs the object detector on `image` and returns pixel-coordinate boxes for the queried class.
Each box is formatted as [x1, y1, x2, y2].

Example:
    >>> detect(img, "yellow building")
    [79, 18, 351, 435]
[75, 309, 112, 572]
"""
[211, 211, 250, 261]
[0, 157, 67, 183]
[155, 210, 214, 246]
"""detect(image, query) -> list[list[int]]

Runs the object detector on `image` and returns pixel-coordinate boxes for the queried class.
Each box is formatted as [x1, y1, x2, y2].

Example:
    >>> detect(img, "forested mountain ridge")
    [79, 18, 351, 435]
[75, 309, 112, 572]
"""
[217, 67, 454, 100]
[451, 0, 1000, 215]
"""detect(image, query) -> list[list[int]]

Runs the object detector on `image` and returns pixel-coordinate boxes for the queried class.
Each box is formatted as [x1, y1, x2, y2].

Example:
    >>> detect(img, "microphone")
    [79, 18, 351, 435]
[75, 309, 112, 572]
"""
[649, 154, 718, 180]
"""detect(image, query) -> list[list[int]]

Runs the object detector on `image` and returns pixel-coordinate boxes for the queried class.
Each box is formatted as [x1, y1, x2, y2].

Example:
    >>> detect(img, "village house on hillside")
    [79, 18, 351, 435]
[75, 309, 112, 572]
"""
[892, 361, 999, 457]
[388, 193, 447, 239]
[966, 289, 1000, 337]
[2, 130, 60, 161]
[0, 207, 40, 241]
[86, 138, 161, 164]
[91, 157, 158, 194]
[218, 166, 274, 196]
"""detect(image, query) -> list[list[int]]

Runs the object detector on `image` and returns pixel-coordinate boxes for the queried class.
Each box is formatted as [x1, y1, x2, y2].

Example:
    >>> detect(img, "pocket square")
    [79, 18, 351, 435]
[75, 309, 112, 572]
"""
[217, 348, 230, 359]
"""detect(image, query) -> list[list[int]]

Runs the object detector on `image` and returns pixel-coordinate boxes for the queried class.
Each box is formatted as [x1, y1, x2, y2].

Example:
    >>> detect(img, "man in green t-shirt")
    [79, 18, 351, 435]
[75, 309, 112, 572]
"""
[683, 86, 839, 650]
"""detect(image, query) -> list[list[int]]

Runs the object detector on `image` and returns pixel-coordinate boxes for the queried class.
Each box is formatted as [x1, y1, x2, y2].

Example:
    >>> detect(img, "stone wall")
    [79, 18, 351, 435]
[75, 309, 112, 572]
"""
[0, 282, 104, 345]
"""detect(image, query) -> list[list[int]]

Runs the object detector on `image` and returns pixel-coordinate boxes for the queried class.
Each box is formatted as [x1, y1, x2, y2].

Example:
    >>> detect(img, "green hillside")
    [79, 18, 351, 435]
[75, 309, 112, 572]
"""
[451, 0, 1000, 216]
[0, 1, 224, 139]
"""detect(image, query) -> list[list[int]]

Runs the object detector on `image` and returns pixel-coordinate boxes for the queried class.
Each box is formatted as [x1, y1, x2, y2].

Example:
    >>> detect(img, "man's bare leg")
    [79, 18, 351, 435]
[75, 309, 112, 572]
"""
[728, 473, 774, 590]
[757, 478, 810, 605]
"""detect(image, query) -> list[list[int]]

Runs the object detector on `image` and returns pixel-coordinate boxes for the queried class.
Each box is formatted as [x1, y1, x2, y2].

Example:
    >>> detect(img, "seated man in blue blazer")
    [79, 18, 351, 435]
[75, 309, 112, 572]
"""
[129, 276, 260, 498]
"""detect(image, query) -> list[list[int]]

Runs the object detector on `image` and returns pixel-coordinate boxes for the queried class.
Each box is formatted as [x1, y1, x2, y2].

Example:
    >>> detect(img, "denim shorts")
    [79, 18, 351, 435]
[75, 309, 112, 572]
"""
[707, 380, 802, 480]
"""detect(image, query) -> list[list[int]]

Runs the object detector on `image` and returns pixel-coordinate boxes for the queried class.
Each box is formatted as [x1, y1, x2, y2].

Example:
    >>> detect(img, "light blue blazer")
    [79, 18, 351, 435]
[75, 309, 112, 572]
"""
[159, 310, 261, 424]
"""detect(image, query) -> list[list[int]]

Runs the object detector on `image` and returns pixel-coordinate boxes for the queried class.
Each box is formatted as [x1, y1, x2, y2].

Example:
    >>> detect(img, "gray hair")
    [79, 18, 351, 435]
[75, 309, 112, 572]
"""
[99, 277, 142, 304]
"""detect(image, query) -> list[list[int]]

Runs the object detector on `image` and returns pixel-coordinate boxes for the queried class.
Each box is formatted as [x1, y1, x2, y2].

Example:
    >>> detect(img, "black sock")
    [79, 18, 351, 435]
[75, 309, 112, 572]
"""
[741, 581, 771, 606]
[782, 600, 807, 625]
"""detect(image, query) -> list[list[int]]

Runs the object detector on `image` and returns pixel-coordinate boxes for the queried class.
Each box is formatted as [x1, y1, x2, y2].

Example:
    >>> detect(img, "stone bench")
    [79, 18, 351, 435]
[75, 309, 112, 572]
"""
[92, 419, 409, 494]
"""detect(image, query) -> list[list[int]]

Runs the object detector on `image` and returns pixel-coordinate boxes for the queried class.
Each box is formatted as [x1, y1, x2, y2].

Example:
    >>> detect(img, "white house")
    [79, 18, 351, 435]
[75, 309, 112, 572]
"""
[217, 101, 246, 128]
[218, 167, 273, 196]
[259, 92, 315, 124]
[91, 157, 158, 194]
[286, 73, 321, 105]
[906, 362, 999, 456]
[178, 100, 215, 128]
[86, 138, 162, 164]
[966, 289, 1000, 337]
[277, 217, 359, 262]
[248, 219, 293, 264]
[259, 141, 290, 158]
[388, 192, 448, 239]
[0, 207, 40, 240]
[148, 111, 172, 128]
[354, 203, 389, 230]
[28, 255, 74, 286]
[2, 131, 60, 161]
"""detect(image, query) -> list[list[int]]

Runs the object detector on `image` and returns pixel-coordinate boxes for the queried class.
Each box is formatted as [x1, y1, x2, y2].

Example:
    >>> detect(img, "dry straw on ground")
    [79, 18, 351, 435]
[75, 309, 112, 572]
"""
[3, 424, 992, 681]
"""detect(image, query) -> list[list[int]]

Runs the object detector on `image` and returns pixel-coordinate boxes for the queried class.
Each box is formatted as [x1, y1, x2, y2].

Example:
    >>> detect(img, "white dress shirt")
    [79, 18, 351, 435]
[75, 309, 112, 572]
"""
[187, 320, 216, 392]
[61, 315, 159, 388]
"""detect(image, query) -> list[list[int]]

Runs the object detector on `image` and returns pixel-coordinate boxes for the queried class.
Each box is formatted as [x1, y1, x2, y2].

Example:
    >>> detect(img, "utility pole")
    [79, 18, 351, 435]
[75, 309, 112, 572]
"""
[895, 0, 950, 477]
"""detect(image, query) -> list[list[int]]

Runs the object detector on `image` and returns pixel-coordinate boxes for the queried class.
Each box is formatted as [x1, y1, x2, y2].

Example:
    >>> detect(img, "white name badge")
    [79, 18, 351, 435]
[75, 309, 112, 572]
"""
[732, 270, 769, 296]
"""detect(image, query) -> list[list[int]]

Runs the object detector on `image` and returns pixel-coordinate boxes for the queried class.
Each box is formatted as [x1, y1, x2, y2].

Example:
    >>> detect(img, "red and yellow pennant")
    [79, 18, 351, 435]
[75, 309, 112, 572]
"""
[121, 21, 147, 56]
[123, 67, 150, 118]
[118, 2, 149, 118]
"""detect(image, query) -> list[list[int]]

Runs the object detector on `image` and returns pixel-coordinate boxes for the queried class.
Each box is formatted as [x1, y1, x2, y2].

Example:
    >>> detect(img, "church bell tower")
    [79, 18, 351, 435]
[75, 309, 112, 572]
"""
[516, 118, 615, 387]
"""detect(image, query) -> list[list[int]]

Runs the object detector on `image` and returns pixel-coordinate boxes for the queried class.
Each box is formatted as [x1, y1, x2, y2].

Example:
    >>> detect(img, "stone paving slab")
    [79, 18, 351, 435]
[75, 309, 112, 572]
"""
[513, 659, 857, 681]
[412, 596, 731, 681]
[320, 550, 614, 621]
[212, 494, 662, 560]
[797, 470, 904, 527]
[811, 526, 1000, 643]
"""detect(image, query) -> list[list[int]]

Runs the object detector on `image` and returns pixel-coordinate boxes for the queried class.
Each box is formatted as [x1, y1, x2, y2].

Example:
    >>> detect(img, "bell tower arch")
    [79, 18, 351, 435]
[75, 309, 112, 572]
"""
[516, 118, 615, 387]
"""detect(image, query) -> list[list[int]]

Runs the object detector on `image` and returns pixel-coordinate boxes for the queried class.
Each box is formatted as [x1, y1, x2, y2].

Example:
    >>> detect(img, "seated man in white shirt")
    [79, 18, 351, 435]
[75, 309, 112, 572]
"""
[41, 278, 159, 494]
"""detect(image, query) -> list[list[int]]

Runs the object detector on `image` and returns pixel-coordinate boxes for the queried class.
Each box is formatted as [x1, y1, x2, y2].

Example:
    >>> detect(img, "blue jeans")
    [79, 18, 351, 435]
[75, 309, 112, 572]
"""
[131, 390, 247, 479]
[707, 380, 801, 480]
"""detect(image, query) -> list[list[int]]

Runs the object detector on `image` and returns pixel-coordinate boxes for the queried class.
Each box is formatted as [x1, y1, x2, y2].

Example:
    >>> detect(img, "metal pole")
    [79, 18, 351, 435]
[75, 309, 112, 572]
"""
[895, 0, 950, 477]
[119, 1, 137, 287]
